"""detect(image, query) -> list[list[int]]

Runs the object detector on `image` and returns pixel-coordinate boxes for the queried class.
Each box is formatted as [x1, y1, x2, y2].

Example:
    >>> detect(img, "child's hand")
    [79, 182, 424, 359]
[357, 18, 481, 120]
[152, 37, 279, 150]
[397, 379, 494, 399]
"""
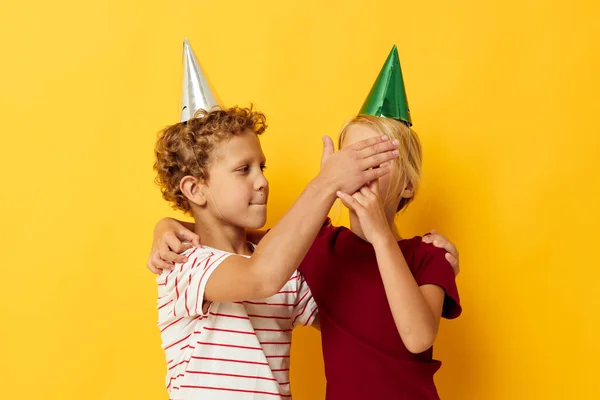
[422, 230, 460, 275]
[336, 180, 394, 245]
[319, 135, 399, 195]
[147, 218, 200, 274]
[320, 136, 335, 170]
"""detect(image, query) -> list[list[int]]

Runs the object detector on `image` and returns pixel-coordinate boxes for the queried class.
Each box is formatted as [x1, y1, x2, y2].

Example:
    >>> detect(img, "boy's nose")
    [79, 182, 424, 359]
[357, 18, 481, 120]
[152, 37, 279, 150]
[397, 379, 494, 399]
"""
[255, 172, 268, 191]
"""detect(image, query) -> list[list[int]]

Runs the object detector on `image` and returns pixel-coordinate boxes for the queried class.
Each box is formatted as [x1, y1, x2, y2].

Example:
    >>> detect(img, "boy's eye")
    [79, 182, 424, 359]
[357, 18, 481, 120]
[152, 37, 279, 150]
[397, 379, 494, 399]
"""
[237, 166, 249, 173]
[260, 165, 267, 171]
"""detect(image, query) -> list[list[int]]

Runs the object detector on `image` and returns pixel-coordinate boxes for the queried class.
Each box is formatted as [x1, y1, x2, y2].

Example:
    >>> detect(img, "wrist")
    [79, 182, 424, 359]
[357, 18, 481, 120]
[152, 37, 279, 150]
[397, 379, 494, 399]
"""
[309, 174, 339, 198]
[156, 217, 178, 233]
[372, 229, 397, 249]
[155, 217, 171, 230]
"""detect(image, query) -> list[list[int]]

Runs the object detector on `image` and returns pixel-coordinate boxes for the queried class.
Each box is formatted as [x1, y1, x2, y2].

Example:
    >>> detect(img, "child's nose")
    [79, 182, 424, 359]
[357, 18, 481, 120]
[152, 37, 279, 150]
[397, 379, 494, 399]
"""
[255, 173, 268, 191]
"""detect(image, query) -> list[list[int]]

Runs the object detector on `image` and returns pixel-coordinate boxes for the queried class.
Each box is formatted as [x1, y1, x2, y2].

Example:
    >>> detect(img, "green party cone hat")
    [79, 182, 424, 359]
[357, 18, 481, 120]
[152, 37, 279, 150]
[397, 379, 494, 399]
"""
[359, 45, 412, 126]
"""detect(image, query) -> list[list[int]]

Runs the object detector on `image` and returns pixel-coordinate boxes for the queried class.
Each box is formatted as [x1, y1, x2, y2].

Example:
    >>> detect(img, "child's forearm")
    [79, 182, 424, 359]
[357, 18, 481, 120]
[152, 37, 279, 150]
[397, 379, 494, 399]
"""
[373, 236, 440, 354]
[248, 177, 336, 295]
[156, 218, 194, 234]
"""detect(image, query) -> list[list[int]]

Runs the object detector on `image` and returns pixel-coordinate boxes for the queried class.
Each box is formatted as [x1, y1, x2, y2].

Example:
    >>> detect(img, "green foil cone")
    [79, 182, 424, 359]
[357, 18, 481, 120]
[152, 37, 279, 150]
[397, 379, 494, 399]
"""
[359, 45, 412, 126]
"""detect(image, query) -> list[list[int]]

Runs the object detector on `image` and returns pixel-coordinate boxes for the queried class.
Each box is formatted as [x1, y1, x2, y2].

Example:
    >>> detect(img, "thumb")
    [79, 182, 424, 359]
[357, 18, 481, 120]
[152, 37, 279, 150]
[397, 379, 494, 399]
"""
[178, 229, 201, 248]
[368, 178, 380, 195]
[320, 136, 334, 170]
[336, 191, 354, 211]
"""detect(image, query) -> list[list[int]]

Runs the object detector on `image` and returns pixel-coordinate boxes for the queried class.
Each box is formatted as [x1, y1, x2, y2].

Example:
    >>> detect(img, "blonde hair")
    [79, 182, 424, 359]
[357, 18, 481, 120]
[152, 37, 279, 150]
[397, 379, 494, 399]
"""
[338, 115, 422, 212]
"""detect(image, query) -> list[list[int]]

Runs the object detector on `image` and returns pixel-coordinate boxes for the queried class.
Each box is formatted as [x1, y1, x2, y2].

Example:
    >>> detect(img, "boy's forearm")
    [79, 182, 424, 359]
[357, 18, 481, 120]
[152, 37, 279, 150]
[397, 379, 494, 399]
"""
[373, 237, 439, 353]
[250, 177, 336, 294]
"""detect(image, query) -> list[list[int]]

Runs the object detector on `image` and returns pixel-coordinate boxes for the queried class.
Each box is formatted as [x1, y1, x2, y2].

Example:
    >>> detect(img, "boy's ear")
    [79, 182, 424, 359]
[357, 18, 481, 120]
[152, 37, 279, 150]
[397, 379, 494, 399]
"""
[401, 181, 415, 199]
[180, 175, 207, 206]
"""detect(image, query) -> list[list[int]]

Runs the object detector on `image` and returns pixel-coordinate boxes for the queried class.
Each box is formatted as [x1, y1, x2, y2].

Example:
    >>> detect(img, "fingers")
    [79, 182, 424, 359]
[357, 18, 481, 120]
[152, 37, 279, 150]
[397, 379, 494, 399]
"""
[355, 137, 399, 158]
[163, 233, 191, 262]
[338, 184, 378, 212]
[175, 229, 201, 248]
[423, 232, 446, 246]
[147, 259, 162, 274]
[445, 253, 460, 276]
[350, 191, 368, 208]
[336, 191, 362, 212]
[337, 195, 353, 210]
[427, 234, 459, 260]
[422, 233, 460, 275]
[157, 247, 184, 267]
[350, 135, 389, 150]
[321, 136, 335, 169]
[359, 185, 377, 201]
[190, 236, 201, 248]
[369, 178, 379, 194]
[362, 164, 392, 182]
[176, 229, 201, 248]
[149, 250, 175, 273]
[159, 249, 187, 265]
[359, 149, 399, 171]
[351, 135, 393, 152]
[149, 231, 195, 275]
[150, 240, 192, 273]
[147, 228, 197, 275]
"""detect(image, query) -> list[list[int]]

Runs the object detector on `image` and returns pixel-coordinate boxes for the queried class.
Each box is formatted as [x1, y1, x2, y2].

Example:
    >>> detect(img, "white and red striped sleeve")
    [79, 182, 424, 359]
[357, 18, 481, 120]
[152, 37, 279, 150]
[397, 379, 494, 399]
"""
[290, 272, 318, 327]
[157, 247, 231, 318]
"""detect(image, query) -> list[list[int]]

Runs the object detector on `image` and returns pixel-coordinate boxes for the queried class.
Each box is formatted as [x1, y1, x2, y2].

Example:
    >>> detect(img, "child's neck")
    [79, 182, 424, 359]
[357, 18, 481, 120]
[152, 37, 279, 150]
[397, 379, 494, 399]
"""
[349, 210, 402, 242]
[193, 214, 252, 256]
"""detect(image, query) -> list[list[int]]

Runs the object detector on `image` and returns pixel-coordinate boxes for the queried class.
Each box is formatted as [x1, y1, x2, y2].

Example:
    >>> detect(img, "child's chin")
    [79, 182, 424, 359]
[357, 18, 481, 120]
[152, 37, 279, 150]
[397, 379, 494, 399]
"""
[245, 214, 267, 230]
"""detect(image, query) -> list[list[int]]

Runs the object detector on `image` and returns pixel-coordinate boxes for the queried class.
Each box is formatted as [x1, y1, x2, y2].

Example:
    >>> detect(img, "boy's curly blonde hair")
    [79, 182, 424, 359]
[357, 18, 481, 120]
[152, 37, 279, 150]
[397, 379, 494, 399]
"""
[154, 106, 267, 214]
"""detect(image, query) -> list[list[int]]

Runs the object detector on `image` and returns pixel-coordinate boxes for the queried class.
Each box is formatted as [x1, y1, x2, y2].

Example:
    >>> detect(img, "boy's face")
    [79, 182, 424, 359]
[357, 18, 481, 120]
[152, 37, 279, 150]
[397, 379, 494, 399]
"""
[204, 129, 269, 229]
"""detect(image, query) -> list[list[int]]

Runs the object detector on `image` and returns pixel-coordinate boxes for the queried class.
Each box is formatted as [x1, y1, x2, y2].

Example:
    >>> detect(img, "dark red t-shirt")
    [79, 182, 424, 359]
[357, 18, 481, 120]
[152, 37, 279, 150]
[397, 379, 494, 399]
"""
[298, 221, 461, 400]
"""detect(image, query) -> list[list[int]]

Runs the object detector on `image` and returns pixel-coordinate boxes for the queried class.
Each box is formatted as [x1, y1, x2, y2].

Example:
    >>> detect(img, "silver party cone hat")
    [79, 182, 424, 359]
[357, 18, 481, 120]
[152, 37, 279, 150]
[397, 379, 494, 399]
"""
[180, 38, 220, 122]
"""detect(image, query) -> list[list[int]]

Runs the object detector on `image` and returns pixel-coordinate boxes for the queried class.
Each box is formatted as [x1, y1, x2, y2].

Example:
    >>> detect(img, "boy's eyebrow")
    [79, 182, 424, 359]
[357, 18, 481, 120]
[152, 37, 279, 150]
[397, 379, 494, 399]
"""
[231, 155, 267, 166]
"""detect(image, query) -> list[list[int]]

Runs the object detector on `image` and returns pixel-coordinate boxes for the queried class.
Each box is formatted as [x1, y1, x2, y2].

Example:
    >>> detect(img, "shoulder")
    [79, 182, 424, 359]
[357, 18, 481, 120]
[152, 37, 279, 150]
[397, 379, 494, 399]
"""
[396, 235, 451, 278]
[408, 236, 462, 319]
[314, 218, 347, 244]
[178, 245, 233, 271]
[320, 217, 338, 234]
[408, 236, 448, 266]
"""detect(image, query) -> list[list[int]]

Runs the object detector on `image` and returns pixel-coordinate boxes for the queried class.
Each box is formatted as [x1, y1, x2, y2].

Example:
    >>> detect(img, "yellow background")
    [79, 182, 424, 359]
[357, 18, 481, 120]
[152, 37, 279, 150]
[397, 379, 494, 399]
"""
[1, 0, 599, 398]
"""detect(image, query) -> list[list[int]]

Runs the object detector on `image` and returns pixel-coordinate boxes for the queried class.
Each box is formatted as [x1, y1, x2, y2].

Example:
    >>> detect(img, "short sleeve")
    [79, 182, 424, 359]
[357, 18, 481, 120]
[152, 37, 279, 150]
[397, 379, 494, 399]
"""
[414, 242, 462, 319]
[157, 246, 231, 319]
[298, 218, 338, 277]
[290, 272, 318, 327]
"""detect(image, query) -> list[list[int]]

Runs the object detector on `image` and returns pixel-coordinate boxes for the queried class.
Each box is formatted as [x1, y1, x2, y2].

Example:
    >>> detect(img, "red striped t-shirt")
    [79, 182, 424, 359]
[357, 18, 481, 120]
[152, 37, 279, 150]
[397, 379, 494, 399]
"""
[157, 245, 317, 399]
